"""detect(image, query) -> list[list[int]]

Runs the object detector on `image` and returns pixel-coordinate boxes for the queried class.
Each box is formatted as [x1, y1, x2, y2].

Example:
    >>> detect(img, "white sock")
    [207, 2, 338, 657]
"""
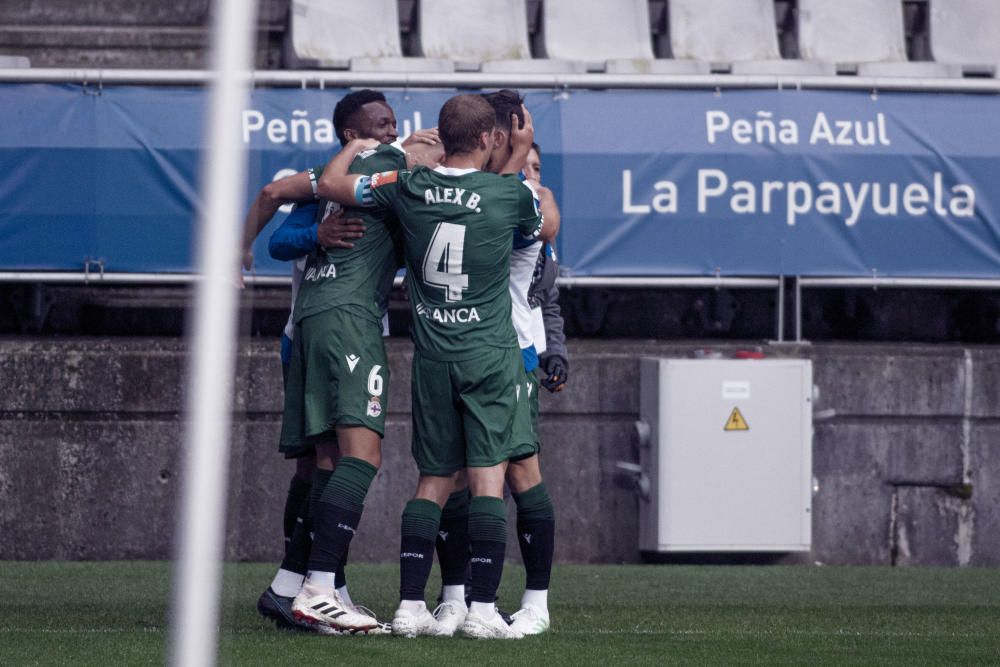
[521, 589, 549, 616]
[270, 569, 305, 598]
[336, 585, 353, 607]
[442, 585, 465, 604]
[469, 601, 496, 618]
[399, 600, 426, 614]
[305, 570, 336, 592]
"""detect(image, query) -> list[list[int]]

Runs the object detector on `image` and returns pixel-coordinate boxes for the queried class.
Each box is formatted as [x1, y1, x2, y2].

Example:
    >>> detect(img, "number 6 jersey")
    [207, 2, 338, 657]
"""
[368, 165, 543, 361]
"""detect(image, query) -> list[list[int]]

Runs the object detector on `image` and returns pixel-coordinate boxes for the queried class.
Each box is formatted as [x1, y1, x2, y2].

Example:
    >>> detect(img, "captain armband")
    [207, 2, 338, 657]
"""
[354, 175, 374, 207]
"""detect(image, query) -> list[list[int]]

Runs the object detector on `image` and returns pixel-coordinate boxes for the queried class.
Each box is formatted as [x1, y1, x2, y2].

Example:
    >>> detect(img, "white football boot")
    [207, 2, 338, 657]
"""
[391, 604, 448, 638]
[291, 583, 379, 633]
[432, 600, 468, 636]
[461, 606, 524, 640]
[345, 604, 392, 635]
[509, 605, 550, 635]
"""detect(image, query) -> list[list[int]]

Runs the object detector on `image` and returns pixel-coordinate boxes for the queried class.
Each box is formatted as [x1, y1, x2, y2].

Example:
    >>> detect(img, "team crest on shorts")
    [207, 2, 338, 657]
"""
[366, 396, 382, 418]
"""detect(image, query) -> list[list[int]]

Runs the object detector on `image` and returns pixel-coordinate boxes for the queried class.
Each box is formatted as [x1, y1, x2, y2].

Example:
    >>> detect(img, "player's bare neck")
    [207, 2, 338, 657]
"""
[442, 151, 484, 171]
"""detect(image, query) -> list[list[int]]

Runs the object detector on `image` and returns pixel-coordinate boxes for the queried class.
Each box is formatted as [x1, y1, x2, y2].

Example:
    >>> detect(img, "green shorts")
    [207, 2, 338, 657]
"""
[508, 367, 540, 461]
[279, 307, 389, 457]
[410, 346, 521, 476]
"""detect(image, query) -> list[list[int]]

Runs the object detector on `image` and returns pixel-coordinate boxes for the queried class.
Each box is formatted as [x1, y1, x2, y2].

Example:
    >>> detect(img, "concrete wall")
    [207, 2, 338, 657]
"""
[1, 337, 997, 566]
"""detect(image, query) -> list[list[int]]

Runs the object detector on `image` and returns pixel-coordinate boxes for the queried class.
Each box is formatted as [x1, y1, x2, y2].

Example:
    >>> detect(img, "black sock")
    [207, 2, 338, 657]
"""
[307, 457, 376, 576]
[399, 499, 441, 601]
[283, 473, 311, 544]
[469, 496, 507, 604]
[513, 483, 555, 591]
[308, 468, 334, 534]
[279, 502, 312, 576]
[435, 488, 470, 587]
[278, 474, 312, 576]
[335, 550, 348, 589]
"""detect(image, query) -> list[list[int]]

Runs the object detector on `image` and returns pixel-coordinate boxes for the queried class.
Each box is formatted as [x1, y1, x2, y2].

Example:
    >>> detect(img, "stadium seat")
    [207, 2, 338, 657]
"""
[284, 0, 452, 71]
[670, 0, 832, 75]
[417, 0, 579, 72]
[797, 0, 959, 77]
[929, 0, 1000, 77]
[0, 55, 30, 68]
[542, 0, 708, 74]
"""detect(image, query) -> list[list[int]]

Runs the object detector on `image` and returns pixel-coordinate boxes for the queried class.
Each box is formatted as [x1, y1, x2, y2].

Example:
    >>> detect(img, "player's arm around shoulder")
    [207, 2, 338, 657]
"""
[527, 179, 560, 242]
[516, 178, 554, 243]
[241, 168, 319, 271]
[401, 127, 444, 169]
[316, 138, 381, 206]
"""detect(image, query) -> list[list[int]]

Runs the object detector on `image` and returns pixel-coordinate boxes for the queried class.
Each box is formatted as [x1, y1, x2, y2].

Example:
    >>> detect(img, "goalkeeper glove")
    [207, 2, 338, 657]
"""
[539, 355, 568, 392]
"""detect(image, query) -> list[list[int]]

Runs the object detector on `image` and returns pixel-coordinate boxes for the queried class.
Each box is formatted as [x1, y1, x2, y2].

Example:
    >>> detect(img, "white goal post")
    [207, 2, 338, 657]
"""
[167, 1, 259, 666]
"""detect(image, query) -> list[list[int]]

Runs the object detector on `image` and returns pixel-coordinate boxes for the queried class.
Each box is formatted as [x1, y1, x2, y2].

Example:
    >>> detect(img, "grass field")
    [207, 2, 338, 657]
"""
[2, 562, 999, 666]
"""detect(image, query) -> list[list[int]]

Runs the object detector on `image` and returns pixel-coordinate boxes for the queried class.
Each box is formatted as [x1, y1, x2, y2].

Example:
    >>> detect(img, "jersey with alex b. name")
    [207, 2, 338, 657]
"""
[369, 165, 543, 360]
[293, 143, 406, 325]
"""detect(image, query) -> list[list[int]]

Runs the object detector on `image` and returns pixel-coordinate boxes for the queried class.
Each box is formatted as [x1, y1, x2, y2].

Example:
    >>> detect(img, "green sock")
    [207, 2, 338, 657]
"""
[469, 496, 507, 603]
[319, 456, 378, 513]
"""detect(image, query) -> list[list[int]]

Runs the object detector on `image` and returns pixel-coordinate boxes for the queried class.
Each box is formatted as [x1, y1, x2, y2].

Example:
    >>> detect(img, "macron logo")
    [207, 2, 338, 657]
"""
[438, 531, 449, 542]
[346, 354, 360, 372]
[522, 533, 532, 544]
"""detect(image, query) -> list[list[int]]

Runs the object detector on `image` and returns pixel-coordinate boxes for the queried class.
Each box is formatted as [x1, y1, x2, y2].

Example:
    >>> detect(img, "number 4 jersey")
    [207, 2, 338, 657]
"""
[368, 165, 543, 361]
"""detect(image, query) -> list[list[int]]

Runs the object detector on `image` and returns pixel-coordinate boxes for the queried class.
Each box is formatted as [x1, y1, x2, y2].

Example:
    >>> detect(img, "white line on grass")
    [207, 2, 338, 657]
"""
[1, 627, 991, 640]
[557, 628, 990, 640]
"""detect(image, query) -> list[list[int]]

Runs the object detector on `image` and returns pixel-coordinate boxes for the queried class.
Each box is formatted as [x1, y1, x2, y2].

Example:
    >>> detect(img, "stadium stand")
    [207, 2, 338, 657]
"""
[668, 0, 833, 75]
[415, 0, 582, 73]
[283, 0, 452, 71]
[540, 0, 708, 74]
[797, 0, 960, 77]
[929, 0, 1000, 77]
[0, 1, 982, 77]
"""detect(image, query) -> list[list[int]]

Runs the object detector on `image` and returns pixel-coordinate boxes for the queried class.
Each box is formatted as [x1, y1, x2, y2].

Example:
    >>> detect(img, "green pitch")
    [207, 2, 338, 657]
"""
[2, 562, 999, 665]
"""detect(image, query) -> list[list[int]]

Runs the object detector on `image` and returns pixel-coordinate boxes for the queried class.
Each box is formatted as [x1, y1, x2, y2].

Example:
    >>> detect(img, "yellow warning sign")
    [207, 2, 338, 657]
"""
[724, 407, 749, 431]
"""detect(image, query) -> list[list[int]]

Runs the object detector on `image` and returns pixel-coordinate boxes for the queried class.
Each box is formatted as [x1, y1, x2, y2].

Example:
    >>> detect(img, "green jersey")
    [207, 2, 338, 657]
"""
[293, 143, 406, 324]
[369, 165, 543, 360]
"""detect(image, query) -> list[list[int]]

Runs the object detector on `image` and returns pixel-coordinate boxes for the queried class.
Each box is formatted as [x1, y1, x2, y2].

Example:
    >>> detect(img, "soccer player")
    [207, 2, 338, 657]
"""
[523, 142, 568, 394]
[430, 95, 564, 637]
[256, 203, 366, 633]
[240, 89, 439, 633]
[318, 93, 546, 639]
[277, 90, 411, 634]
[502, 139, 566, 635]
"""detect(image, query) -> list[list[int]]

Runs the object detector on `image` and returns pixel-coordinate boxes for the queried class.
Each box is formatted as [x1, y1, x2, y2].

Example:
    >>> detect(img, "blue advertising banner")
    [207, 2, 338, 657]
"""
[0, 83, 998, 278]
[560, 88, 1000, 277]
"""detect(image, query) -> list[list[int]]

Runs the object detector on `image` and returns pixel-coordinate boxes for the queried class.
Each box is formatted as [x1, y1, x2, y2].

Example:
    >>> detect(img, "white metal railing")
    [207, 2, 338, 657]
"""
[2, 67, 1000, 93]
[0, 271, 290, 286]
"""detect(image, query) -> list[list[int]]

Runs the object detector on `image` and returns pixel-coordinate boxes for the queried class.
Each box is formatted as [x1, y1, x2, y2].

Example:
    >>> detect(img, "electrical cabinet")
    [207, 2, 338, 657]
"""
[638, 358, 812, 552]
